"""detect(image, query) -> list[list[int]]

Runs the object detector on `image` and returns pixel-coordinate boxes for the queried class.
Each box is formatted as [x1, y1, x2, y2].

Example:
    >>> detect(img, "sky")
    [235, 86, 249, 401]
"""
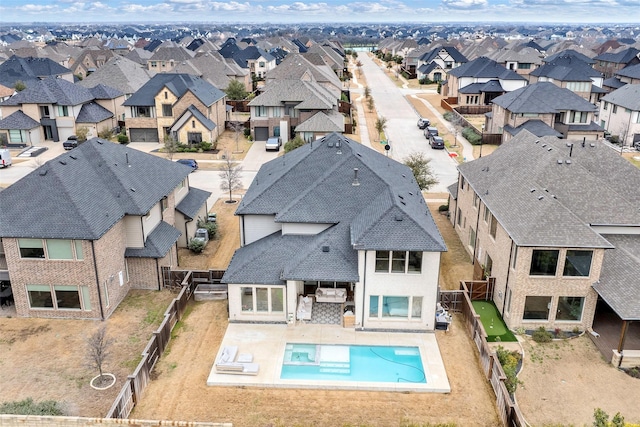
[0, 0, 638, 25]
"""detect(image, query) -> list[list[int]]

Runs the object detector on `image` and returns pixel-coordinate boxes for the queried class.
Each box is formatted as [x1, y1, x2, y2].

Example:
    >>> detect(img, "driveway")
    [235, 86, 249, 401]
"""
[357, 53, 459, 193]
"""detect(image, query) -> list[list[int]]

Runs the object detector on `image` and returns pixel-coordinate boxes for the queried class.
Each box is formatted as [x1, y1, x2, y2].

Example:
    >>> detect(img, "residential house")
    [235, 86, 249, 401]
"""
[222, 133, 447, 330]
[68, 47, 114, 79]
[448, 130, 640, 360]
[444, 56, 528, 105]
[147, 45, 195, 73]
[78, 56, 154, 105]
[0, 77, 122, 145]
[232, 46, 277, 79]
[173, 51, 251, 93]
[416, 46, 468, 82]
[593, 47, 640, 79]
[247, 79, 343, 142]
[265, 52, 343, 100]
[528, 53, 605, 103]
[599, 84, 640, 147]
[0, 138, 210, 319]
[485, 47, 543, 76]
[614, 63, 640, 85]
[486, 82, 602, 142]
[123, 73, 226, 144]
[0, 55, 74, 89]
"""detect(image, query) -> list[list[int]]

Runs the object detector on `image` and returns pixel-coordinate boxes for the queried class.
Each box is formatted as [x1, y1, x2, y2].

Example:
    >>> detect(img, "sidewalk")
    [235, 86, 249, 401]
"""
[349, 68, 372, 149]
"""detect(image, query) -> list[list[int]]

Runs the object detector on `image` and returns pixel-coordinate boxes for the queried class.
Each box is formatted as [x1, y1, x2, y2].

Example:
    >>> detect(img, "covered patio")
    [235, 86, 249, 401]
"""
[590, 298, 640, 363]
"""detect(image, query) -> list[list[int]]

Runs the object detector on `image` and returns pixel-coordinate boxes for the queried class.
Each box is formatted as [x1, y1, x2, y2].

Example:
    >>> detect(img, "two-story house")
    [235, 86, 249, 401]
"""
[222, 133, 447, 331]
[593, 47, 640, 79]
[487, 82, 603, 142]
[146, 45, 195, 73]
[0, 138, 210, 319]
[123, 73, 226, 144]
[0, 77, 123, 145]
[444, 56, 528, 106]
[416, 46, 468, 82]
[0, 55, 74, 90]
[485, 47, 543, 76]
[447, 130, 640, 361]
[599, 84, 640, 147]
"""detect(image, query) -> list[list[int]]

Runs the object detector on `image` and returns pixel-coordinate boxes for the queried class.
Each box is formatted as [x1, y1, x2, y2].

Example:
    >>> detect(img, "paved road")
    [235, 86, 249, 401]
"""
[357, 52, 459, 193]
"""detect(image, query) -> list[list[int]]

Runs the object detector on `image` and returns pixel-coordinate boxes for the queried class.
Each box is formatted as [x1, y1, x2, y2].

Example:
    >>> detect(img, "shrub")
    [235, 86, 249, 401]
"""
[244, 128, 251, 137]
[117, 134, 129, 144]
[462, 127, 482, 145]
[443, 112, 454, 122]
[98, 128, 114, 140]
[187, 238, 205, 253]
[284, 135, 307, 153]
[76, 126, 89, 142]
[0, 398, 64, 415]
[438, 204, 449, 212]
[496, 346, 523, 394]
[199, 141, 212, 151]
[197, 219, 217, 239]
[532, 326, 553, 343]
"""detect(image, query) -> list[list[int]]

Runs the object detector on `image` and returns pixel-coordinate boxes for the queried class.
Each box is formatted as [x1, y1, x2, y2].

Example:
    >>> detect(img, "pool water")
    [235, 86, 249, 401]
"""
[281, 343, 426, 383]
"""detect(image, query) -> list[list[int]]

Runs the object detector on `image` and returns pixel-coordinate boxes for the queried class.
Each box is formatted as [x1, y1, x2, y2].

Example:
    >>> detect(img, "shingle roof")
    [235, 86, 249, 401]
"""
[294, 111, 343, 133]
[248, 79, 336, 110]
[0, 138, 192, 240]
[176, 187, 211, 220]
[0, 110, 40, 130]
[504, 120, 563, 138]
[123, 73, 225, 107]
[594, 234, 640, 320]
[88, 83, 123, 99]
[173, 105, 217, 131]
[0, 76, 94, 106]
[459, 80, 504, 94]
[457, 131, 640, 248]
[594, 47, 640, 65]
[616, 63, 640, 79]
[492, 82, 597, 113]
[124, 221, 181, 258]
[603, 77, 625, 89]
[419, 46, 468, 64]
[531, 55, 601, 81]
[447, 56, 526, 81]
[75, 102, 113, 123]
[224, 133, 446, 284]
[0, 55, 72, 88]
[544, 49, 595, 64]
[601, 84, 640, 111]
[78, 56, 153, 95]
[231, 46, 274, 68]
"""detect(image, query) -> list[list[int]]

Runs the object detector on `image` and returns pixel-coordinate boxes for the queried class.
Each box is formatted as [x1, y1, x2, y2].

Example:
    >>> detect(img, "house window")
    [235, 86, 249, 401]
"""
[523, 296, 551, 320]
[391, 251, 406, 272]
[241, 287, 253, 311]
[375, 251, 421, 273]
[272, 107, 281, 117]
[382, 296, 409, 318]
[530, 249, 559, 276]
[369, 295, 379, 317]
[161, 197, 168, 211]
[9, 129, 26, 143]
[187, 132, 202, 145]
[27, 284, 88, 310]
[44, 126, 54, 140]
[603, 102, 608, 110]
[483, 205, 490, 223]
[150, 61, 157, 68]
[27, 285, 54, 308]
[473, 193, 479, 208]
[57, 106, 69, 117]
[256, 106, 267, 117]
[505, 288, 512, 314]
[569, 111, 588, 124]
[485, 254, 493, 278]
[460, 177, 466, 190]
[489, 213, 497, 238]
[259, 61, 265, 67]
[469, 227, 476, 250]
[192, 120, 196, 128]
[556, 296, 584, 321]
[241, 286, 284, 313]
[256, 288, 269, 312]
[407, 251, 423, 273]
[563, 250, 592, 277]
[39, 105, 50, 118]
[134, 106, 151, 118]
[612, 105, 618, 114]
[271, 288, 284, 312]
[46, 239, 74, 260]
[518, 63, 532, 70]
[164, 91, 168, 99]
[412, 296, 423, 318]
[18, 238, 45, 258]
[457, 208, 462, 227]
[54, 285, 82, 309]
[510, 243, 517, 269]
[75, 241, 84, 260]
[162, 104, 172, 117]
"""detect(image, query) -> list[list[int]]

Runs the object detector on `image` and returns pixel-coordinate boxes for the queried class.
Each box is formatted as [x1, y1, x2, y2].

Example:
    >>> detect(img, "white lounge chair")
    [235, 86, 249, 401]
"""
[216, 345, 238, 365]
[296, 295, 313, 320]
[215, 362, 260, 376]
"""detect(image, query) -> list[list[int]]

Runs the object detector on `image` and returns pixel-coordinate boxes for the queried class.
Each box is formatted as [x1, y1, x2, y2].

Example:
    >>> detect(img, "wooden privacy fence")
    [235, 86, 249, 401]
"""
[106, 274, 199, 418]
[439, 281, 526, 427]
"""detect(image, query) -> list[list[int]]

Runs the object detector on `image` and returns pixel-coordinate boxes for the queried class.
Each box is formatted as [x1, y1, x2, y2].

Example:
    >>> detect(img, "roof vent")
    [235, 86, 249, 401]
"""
[565, 159, 572, 164]
[541, 143, 547, 148]
[38, 168, 48, 176]
[590, 143, 596, 147]
[97, 140, 103, 144]
[352, 168, 360, 186]
[535, 140, 540, 144]
[322, 245, 330, 252]
[70, 154, 77, 160]
[557, 159, 563, 164]
[130, 188, 136, 192]
[59, 160, 66, 165]
[530, 188, 536, 193]
[328, 141, 334, 148]
[547, 147, 552, 151]
[395, 215, 403, 221]
[538, 195, 544, 200]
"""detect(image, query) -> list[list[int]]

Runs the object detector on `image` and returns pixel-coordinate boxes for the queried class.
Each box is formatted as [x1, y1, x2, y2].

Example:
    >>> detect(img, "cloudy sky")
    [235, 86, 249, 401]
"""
[0, 0, 637, 24]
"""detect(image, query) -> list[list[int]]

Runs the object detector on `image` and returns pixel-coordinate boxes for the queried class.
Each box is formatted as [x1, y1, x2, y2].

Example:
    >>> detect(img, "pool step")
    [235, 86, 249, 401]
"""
[319, 367, 350, 374]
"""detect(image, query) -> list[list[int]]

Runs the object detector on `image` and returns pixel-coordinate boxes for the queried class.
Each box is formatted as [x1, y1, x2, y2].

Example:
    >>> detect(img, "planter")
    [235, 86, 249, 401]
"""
[90, 373, 116, 390]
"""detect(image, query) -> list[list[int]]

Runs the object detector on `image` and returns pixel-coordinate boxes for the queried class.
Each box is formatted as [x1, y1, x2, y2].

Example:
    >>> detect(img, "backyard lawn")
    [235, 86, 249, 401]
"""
[471, 300, 517, 342]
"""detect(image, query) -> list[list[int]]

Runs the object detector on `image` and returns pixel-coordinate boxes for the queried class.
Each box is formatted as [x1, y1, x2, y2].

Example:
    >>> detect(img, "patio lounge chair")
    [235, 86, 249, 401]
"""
[215, 362, 260, 376]
[216, 345, 238, 365]
[296, 295, 313, 320]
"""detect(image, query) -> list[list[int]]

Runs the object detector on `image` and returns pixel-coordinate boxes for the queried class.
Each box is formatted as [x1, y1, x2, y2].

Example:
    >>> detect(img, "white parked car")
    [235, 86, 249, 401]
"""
[265, 137, 282, 151]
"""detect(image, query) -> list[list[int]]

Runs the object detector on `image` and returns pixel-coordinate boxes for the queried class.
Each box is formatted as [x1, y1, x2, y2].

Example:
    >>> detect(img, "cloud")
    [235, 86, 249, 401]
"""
[442, 0, 488, 9]
[209, 1, 253, 12]
[16, 4, 59, 13]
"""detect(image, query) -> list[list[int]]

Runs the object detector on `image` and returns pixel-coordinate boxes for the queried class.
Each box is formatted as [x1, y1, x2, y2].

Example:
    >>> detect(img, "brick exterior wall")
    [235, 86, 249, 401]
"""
[93, 220, 129, 319]
[453, 175, 603, 332]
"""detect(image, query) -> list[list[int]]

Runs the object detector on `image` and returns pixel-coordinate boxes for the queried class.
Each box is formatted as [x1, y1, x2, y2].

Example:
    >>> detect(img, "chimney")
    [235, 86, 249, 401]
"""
[352, 168, 360, 186]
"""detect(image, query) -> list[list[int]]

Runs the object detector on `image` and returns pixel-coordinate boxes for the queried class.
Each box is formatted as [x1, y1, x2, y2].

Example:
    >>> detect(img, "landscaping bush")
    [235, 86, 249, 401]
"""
[438, 204, 449, 212]
[0, 398, 64, 415]
[495, 346, 523, 394]
[98, 128, 114, 140]
[443, 112, 454, 122]
[187, 238, 205, 253]
[462, 126, 482, 145]
[199, 141, 213, 151]
[117, 134, 129, 144]
[197, 219, 217, 239]
[532, 326, 553, 343]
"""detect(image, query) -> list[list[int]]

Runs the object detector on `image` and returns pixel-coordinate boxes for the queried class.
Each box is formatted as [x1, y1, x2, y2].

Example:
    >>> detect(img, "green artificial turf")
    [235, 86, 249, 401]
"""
[471, 300, 517, 342]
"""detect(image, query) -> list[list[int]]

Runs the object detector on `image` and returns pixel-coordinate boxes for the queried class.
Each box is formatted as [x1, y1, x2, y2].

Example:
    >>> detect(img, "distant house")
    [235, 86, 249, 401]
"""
[444, 56, 528, 105]
[0, 138, 210, 319]
[599, 84, 640, 147]
[416, 46, 468, 82]
[123, 73, 226, 144]
[222, 133, 447, 330]
[68, 48, 114, 79]
[485, 47, 543, 76]
[147, 45, 195, 73]
[448, 130, 640, 362]
[593, 47, 640, 79]
[0, 55, 74, 89]
[487, 82, 602, 142]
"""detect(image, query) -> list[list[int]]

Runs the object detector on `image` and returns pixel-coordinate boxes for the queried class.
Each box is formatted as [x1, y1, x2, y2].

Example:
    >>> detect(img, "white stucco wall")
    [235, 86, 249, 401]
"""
[242, 214, 282, 245]
[281, 223, 332, 235]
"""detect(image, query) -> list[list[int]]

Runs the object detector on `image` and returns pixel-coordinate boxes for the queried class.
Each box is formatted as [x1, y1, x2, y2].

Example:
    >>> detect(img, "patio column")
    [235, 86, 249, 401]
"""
[617, 320, 629, 353]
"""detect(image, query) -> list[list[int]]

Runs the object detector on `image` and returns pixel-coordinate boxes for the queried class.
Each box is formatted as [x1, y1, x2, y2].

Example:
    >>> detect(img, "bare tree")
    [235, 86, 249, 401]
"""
[86, 326, 113, 383]
[164, 135, 180, 161]
[364, 86, 371, 99]
[375, 116, 388, 141]
[356, 60, 363, 77]
[227, 121, 245, 153]
[367, 97, 375, 113]
[219, 152, 244, 203]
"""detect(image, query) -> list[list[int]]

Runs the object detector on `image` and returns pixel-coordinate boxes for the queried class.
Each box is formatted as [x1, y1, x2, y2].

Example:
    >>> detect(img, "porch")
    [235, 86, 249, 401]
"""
[590, 299, 640, 363]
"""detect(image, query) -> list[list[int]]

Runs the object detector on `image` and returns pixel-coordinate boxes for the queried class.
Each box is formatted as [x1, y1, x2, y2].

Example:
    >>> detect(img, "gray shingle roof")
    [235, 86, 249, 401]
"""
[224, 133, 446, 284]
[594, 47, 640, 65]
[123, 73, 225, 107]
[248, 79, 336, 109]
[294, 111, 343, 133]
[447, 56, 526, 81]
[176, 187, 211, 220]
[75, 102, 113, 123]
[0, 138, 192, 240]
[531, 55, 601, 81]
[492, 82, 597, 114]
[601, 84, 640, 111]
[594, 234, 640, 320]
[0, 76, 94, 106]
[78, 56, 153, 95]
[0, 55, 72, 88]
[124, 221, 181, 258]
[0, 109, 40, 130]
[544, 50, 595, 64]
[616, 63, 640, 79]
[177, 105, 216, 131]
[459, 131, 640, 247]
[504, 120, 563, 138]
[88, 83, 124, 99]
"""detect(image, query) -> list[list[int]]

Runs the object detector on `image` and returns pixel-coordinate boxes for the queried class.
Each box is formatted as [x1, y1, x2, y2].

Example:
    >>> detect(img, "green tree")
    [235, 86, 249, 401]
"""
[367, 97, 375, 113]
[284, 135, 306, 153]
[224, 79, 248, 100]
[364, 86, 371, 99]
[13, 80, 26, 92]
[375, 116, 388, 141]
[403, 152, 438, 191]
[163, 135, 180, 161]
[356, 60, 363, 76]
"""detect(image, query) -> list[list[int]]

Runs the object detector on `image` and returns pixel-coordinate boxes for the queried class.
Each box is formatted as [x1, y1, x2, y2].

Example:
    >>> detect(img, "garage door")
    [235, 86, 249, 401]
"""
[130, 128, 159, 142]
[254, 127, 269, 142]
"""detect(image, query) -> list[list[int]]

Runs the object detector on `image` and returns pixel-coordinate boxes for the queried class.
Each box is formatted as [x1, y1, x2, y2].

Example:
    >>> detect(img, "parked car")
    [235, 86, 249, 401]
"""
[417, 117, 431, 129]
[424, 126, 439, 139]
[207, 212, 217, 223]
[265, 136, 282, 151]
[193, 228, 209, 247]
[63, 135, 78, 150]
[177, 158, 198, 171]
[0, 149, 11, 168]
[429, 135, 445, 149]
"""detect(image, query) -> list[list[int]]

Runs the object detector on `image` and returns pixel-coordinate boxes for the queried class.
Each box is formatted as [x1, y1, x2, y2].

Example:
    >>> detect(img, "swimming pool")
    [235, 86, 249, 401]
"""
[280, 343, 426, 383]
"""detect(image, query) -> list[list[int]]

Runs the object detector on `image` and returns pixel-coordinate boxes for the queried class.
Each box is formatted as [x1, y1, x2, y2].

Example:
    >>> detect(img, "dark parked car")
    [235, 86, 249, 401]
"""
[429, 135, 445, 149]
[177, 158, 198, 171]
[63, 135, 78, 150]
[424, 126, 439, 139]
[417, 117, 430, 129]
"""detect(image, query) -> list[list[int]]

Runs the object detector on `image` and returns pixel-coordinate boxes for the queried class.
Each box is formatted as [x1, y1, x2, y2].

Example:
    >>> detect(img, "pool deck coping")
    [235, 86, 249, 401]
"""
[206, 323, 451, 393]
